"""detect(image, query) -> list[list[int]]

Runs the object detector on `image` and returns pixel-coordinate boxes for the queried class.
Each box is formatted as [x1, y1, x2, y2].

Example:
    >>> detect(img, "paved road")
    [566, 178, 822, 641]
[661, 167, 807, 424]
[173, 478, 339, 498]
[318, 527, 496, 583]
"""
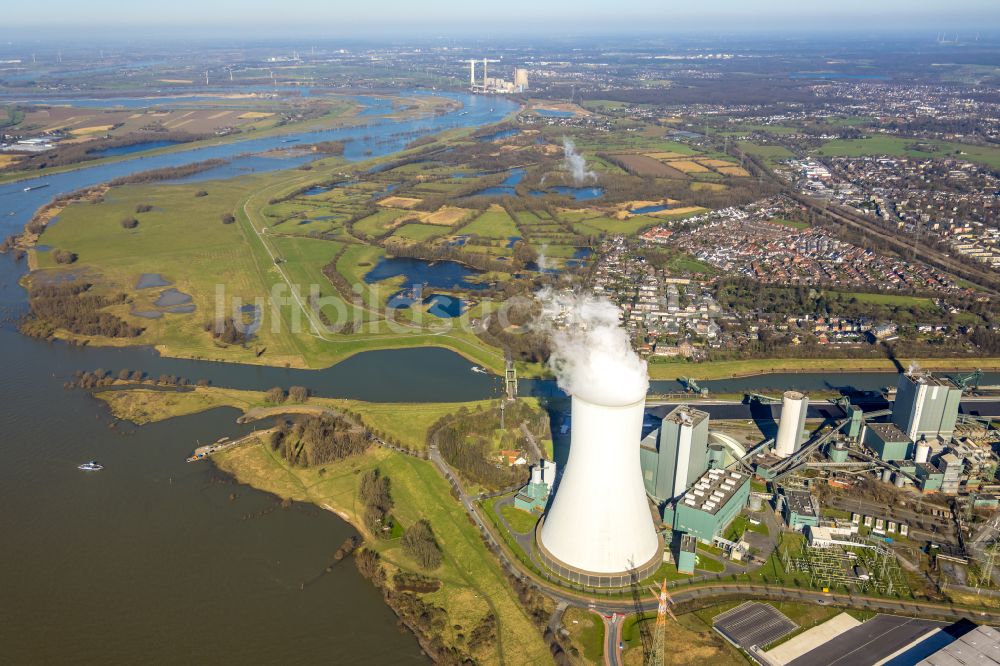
[603, 613, 623, 666]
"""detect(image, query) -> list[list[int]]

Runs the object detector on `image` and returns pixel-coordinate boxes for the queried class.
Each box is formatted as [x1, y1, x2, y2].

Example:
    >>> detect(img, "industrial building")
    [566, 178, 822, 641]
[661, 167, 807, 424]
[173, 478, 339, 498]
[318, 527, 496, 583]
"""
[676, 534, 698, 574]
[862, 422, 913, 462]
[640, 405, 710, 504]
[891, 370, 963, 442]
[782, 489, 819, 531]
[514, 459, 556, 512]
[670, 469, 750, 543]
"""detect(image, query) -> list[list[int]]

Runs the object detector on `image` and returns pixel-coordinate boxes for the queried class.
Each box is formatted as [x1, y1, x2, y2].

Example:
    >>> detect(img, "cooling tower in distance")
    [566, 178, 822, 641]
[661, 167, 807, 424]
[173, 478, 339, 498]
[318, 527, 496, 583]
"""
[538, 392, 660, 585]
[774, 391, 809, 458]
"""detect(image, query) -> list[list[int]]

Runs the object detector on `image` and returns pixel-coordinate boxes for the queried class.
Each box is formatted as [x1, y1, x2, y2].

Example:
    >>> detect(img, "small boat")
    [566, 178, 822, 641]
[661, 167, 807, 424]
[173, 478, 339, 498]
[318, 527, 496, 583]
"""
[78, 460, 103, 471]
[471, 366, 488, 374]
[23, 184, 49, 192]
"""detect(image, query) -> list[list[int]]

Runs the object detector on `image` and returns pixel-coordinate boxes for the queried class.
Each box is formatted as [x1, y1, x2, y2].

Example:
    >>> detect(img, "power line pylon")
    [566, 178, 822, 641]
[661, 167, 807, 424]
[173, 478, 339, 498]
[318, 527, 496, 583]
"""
[647, 579, 671, 666]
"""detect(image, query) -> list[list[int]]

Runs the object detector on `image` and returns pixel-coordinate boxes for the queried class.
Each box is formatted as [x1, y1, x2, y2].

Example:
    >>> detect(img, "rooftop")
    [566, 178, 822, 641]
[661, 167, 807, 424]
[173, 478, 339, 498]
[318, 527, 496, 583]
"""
[868, 422, 911, 443]
[663, 405, 709, 429]
[903, 371, 960, 389]
[785, 489, 818, 517]
[680, 468, 748, 516]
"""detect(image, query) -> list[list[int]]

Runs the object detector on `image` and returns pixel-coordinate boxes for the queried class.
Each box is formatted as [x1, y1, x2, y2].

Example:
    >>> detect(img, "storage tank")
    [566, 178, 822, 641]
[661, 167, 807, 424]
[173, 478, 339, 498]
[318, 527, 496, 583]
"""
[749, 494, 763, 511]
[707, 444, 726, 470]
[915, 439, 931, 464]
[882, 469, 893, 483]
[531, 466, 542, 485]
[828, 440, 850, 463]
[894, 473, 906, 488]
[774, 391, 809, 458]
[539, 392, 659, 579]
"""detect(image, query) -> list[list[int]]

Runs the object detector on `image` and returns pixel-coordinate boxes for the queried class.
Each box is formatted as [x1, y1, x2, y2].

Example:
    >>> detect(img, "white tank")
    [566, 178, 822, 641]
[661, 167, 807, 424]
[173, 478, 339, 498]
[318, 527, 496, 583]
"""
[774, 391, 809, 458]
[915, 440, 931, 464]
[531, 466, 542, 485]
[882, 469, 893, 483]
[539, 394, 659, 575]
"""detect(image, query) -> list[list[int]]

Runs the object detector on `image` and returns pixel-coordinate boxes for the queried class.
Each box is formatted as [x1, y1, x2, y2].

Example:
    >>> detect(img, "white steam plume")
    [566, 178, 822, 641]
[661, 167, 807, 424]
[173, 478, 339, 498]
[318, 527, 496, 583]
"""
[537, 288, 648, 406]
[536, 244, 549, 271]
[562, 138, 596, 186]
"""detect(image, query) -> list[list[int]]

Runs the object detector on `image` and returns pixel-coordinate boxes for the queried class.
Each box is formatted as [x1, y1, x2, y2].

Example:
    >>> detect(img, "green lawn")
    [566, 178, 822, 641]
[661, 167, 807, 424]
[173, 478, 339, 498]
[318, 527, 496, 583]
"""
[500, 505, 540, 534]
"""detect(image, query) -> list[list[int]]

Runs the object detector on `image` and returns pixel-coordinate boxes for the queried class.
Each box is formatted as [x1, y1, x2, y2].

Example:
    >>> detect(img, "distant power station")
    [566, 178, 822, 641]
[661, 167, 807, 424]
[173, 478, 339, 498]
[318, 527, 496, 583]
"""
[462, 58, 528, 94]
[538, 387, 661, 587]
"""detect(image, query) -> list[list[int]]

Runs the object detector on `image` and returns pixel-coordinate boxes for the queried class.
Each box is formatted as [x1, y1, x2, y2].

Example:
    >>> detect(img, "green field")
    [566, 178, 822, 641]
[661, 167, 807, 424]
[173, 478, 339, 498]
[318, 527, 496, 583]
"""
[461, 208, 520, 238]
[815, 136, 1000, 170]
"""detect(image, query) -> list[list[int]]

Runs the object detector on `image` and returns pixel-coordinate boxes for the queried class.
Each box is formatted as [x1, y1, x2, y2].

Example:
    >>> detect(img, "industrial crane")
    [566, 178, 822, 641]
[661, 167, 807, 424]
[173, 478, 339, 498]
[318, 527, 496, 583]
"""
[949, 368, 983, 393]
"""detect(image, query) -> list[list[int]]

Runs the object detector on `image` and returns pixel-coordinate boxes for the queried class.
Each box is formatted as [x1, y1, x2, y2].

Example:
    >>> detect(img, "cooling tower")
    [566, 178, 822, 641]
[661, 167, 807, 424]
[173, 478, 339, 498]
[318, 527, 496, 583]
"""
[774, 391, 809, 458]
[538, 393, 660, 586]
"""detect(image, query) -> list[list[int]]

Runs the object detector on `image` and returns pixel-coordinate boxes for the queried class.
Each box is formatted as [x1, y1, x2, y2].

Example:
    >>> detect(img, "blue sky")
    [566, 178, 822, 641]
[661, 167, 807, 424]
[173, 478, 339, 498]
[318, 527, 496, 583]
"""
[5, 0, 999, 34]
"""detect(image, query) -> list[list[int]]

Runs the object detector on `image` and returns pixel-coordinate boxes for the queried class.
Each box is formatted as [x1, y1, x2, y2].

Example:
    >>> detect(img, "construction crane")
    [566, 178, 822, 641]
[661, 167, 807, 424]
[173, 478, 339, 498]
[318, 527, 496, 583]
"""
[645, 579, 674, 666]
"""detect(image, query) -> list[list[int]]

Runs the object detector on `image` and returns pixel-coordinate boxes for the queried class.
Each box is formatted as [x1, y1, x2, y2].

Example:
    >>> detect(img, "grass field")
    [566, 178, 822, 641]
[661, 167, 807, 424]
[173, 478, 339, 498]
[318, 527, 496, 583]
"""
[500, 505, 539, 534]
[461, 207, 520, 238]
[815, 136, 1000, 170]
[562, 607, 605, 663]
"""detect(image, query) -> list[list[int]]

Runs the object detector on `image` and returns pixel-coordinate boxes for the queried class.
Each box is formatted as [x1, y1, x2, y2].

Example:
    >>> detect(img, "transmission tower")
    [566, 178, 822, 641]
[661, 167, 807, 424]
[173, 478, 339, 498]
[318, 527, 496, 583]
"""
[646, 579, 672, 666]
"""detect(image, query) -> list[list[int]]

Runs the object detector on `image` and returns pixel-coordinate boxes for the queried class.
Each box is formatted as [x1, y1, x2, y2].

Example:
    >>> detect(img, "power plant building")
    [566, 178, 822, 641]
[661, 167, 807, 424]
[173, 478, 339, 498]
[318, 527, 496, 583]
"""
[514, 459, 556, 513]
[781, 489, 819, 531]
[640, 406, 710, 504]
[671, 469, 750, 543]
[862, 422, 913, 462]
[774, 391, 809, 458]
[891, 371, 963, 442]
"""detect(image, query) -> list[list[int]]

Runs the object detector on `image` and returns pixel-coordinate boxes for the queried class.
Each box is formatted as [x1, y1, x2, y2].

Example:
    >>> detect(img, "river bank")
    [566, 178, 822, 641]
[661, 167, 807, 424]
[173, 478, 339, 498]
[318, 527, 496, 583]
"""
[94, 384, 552, 665]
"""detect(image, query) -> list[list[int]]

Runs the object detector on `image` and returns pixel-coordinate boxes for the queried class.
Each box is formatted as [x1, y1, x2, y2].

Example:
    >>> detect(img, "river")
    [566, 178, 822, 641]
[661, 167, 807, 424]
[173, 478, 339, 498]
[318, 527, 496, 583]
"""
[0, 89, 997, 663]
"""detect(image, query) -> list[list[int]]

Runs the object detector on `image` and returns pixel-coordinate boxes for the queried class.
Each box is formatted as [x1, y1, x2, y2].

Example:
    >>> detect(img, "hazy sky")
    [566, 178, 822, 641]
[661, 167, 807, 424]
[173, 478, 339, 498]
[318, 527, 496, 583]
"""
[4, 0, 999, 35]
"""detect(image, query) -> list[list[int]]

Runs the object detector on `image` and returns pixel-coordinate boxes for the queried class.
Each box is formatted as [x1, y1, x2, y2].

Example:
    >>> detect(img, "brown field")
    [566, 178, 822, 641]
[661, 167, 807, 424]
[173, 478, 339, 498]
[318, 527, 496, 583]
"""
[70, 125, 114, 135]
[667, 159, 711, 173]
[0, 154, 22, 167]
[610, 154, 687, 178]
[158, 79, 194, 84]
[691, 182, 727, 192]
[717, 166, 751, 177]
[378, 196, 423, 209]
[645, 151, 688, 159]
[15, 105, 280, 142]
[697, 158, 737, 168]
[237, 111, 275, 120]
[650, 205, 706, 217]
[421, 206, 472, 226]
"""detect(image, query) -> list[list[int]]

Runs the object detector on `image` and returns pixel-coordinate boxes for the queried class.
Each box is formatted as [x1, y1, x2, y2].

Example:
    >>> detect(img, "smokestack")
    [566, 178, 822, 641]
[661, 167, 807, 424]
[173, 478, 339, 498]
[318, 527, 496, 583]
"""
[535, 290, 660, 585]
